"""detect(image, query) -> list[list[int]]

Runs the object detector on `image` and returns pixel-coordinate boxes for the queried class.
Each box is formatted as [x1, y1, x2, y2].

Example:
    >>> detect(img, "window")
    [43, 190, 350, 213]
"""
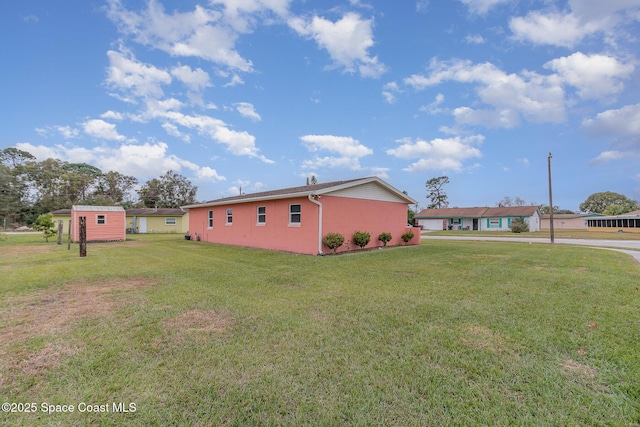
[208, 210, 213, 228]
[489, 218, 500, 227]
[97, 215, 106, 225]
[226, 208, 233, 224]
[257, 206, 266, 224]
[451, 218, 461, 224]
[165, 217, 176, 226]
[289, 204, 301, 224]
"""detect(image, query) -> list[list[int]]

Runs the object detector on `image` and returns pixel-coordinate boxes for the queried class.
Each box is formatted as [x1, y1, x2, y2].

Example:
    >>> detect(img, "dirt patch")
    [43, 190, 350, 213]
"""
[462, 326, 515, 356]
[165, 309, 235, 334]
[0, 278, 157, 386]
[561, 358, 596, 380]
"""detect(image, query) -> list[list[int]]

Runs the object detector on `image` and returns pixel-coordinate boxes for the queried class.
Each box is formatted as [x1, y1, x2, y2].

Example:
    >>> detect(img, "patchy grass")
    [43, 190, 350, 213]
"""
[426, 229, 640, 240]
[0, 234, 639, 426]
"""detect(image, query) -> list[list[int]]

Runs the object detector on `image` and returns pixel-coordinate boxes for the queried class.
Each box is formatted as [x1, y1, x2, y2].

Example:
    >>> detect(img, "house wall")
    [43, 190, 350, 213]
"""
[71, 209, 126, 242]
[51, 214, 71, 234]
[187, 195, 419, 254]
[541, 217, 587, 230]
[127, 215, 188, 234]
[188, 197, 320, 254]
[320, 195, 418, 252]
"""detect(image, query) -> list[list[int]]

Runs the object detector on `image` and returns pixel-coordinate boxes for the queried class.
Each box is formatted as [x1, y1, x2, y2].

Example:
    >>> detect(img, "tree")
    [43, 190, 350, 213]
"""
[497, 196, 529, 207]
[32, 213, 56, 242]
[138, 171, 198, 208]
[0, 147, 35, 167]
[579, 192, 638, 214]
[538, 205, 574, 214]
[91, 171, 138, 205]
[425, 176, 449, 209]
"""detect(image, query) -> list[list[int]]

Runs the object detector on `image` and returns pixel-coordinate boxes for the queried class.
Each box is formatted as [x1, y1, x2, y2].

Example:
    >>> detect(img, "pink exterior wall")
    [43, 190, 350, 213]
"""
[320, 195, 419, 253]
[187, 195, 419, 255]
[188, 197, 320, 254]
[71, 209, 126, 242]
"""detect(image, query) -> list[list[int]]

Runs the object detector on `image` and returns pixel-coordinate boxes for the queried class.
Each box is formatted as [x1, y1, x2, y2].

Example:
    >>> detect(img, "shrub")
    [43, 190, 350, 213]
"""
[323, 232, 345, 254]
[32, 213, 56, 242]
[352, 231, 371, 249]
[401, 230, 414, 243]
[377, 232, 392, 247]
[510, 217, 529, 233]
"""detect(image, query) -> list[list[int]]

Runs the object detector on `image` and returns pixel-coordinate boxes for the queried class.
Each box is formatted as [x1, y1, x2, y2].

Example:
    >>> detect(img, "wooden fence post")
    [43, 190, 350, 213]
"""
[57, 220, 63, 245]
[79, 216, 87, 257]
[67, 219, 72, 250]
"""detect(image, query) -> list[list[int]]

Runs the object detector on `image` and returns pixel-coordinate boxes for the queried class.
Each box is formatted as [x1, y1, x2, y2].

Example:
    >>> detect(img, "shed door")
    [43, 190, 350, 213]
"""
[138, 217, 147, 233]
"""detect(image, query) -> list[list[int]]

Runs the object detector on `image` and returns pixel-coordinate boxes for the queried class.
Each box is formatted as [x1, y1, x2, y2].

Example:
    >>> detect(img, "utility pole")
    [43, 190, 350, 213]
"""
[548, 152, 554, 244]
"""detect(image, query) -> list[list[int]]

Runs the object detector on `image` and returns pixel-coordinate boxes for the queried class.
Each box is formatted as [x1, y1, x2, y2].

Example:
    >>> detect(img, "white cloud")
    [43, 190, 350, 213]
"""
[386, 135, 483, 173]
[405, 58, 566, 126]
[15, 141, 225, 184]
[105, 49, 172, 101]
[235, 102, 262, 121]
[382, 81, 401, 104]
[464, 34, 486, 44]
[288, 12, 387, 78]
[459, 0, 510, 15]
[590, 150, 628, 164]
[170, 64, 211, 91]
[300, 134, 373, 170]
[582, 103, 640, 148]
[82, 119, 127, 141]
[544, 52, 634, 100]
[100, 110, 124, 121]
[509, 1, 640, 47]
[419, 93, 446, 115]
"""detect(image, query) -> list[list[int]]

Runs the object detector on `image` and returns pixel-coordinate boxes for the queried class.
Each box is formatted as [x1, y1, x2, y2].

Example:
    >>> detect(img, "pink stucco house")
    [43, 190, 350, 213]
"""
[182, 177, 420, 255]
[71, 205, 126, 242]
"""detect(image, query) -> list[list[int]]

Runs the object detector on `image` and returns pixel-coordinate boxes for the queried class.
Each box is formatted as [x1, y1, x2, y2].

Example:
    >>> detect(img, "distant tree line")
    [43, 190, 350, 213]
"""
[0, 148, 198, 227]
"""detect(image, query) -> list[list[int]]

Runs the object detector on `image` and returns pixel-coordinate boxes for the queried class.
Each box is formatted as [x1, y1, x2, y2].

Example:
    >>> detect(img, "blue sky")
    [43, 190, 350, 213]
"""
[2, 0, 639, 211]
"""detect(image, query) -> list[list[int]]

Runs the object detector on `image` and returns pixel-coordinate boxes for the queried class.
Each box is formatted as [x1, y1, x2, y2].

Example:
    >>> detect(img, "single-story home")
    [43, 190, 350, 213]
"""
[126, 208, 189, 234]
[182, 177, 421, 255]
[51, 209, 72, 234]
[414, 206, 541, 232]
[541, 213, 605, 230]
[71, 205, 126, 242]
[586, 210, 640, 233]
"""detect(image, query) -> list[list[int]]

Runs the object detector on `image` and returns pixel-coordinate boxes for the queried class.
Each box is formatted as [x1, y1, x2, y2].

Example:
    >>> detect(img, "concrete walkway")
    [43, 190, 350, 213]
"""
[421, 234, 640, 263]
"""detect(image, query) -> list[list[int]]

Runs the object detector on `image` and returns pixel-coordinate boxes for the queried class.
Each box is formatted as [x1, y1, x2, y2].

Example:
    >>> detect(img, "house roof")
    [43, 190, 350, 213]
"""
[126, 208, 187, 216]
[182, 177, 416, 209]
[72, 205, 125, 212]
[415, 206, 540, 219]
[541, 213, 605, 219]
[594, 210, 640, 220]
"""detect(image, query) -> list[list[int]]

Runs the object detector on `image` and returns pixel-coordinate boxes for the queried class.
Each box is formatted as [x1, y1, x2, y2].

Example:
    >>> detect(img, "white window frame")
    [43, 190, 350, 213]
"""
[226, 208, 233, 225]
[165, 217, 177, 226]
[489, 218, 500, 227]
[208, 210, 213, 229]
[289, 204, 301, 226]
[257, 206, 266, 225]
[96, 214, 106, 225]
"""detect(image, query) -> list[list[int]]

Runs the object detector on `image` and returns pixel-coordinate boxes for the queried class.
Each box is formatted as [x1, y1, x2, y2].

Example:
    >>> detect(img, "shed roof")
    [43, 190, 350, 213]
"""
[182, 177, 416, 208]
[72, 205, 125, 212]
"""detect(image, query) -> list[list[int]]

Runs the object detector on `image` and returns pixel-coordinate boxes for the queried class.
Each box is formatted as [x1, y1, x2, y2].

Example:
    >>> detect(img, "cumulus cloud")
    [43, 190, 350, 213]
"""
[544, 52, 634, 100]
[300, 134, 373, 170]
[405, 58, 566, 127]
[288, 12, 387, 78]
[459, 0, 510, 15]
[15, 141, 225, 183]
[509, 1, 640, 47]
[582, 103, 640, 148]
[82, 119, 127, 141]
[105, 49, 172, 101]
[170, 64, 211, 91]
[235, 102, 262, 121]
[386, 135, 483, 173]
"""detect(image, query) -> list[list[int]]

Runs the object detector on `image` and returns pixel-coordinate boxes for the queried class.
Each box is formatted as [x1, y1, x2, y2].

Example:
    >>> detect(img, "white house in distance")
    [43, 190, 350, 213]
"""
[415, 206, 541, 232]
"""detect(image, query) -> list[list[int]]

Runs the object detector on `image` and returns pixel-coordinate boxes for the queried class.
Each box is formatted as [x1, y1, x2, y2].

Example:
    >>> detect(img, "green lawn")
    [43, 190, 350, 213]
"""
[425, 229, 640, 241]
[1, 234, 639, 426]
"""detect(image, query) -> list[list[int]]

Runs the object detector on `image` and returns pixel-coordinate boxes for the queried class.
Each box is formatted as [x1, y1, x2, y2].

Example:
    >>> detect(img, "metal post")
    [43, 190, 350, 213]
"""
[548, 152, 554, 244]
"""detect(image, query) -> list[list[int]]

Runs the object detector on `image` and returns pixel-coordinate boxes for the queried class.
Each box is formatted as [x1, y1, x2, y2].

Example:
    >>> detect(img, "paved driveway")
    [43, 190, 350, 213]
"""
[421, 234, 640, 263]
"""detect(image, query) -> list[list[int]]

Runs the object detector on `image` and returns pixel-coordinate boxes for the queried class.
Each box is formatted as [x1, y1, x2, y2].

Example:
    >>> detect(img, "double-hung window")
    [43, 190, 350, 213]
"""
[96, 215, 106, 225]
[226, 208, 233, 225]
[289, 204, 301, 225]
[257, 206, 266, 224]
[208, 210, 213, 228]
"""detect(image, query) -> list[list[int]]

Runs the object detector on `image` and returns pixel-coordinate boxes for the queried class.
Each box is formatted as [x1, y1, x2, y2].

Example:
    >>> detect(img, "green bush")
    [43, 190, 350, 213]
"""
[377, 232, 392, 247]
[32, 213, 56, 242]
[323, 232, 345, 254]
[401, 230, 414, 243]
[352, 231, 371, 249]
[510, 217, 529, 233]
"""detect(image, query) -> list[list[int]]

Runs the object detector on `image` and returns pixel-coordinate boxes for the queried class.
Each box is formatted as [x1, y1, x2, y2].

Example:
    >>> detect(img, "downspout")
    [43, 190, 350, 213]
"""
[308, 194, 323, 255]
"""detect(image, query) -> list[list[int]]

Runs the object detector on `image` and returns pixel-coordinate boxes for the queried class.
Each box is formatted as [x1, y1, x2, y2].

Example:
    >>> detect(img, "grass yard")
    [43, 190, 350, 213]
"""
[0, 234, 639, 426]
[425, 229, 640, 240]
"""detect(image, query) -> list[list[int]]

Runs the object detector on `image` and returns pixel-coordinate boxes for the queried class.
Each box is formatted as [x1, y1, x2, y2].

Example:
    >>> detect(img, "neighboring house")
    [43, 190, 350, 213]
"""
[51, 209, 72, 234]
[71, 205, 126, 242]
[126, 208, 189, 234]
[586, 210, 640, 233]
[415, 206, 541, 232]
[182, 177, 421, 255]
[541, 213, 605, 230]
